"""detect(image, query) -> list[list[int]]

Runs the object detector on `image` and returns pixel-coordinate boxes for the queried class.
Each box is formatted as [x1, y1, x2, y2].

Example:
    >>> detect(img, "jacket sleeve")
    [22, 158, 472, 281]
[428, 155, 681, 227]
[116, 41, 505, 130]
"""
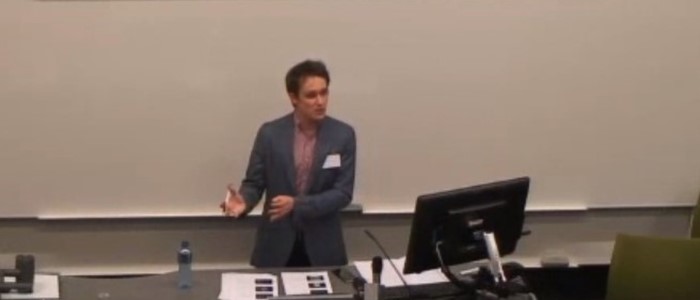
[238, 124, 268, 216]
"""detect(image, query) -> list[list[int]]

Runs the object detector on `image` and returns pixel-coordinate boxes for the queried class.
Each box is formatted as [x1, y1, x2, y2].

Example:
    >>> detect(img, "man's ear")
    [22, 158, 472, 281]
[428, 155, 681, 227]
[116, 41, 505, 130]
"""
[289, 93, 299, 108]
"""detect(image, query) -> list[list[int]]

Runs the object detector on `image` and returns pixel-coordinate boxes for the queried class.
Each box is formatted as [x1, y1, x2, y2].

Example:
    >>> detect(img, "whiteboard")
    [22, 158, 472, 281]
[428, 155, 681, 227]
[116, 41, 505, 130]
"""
[1, 0, 699, 218]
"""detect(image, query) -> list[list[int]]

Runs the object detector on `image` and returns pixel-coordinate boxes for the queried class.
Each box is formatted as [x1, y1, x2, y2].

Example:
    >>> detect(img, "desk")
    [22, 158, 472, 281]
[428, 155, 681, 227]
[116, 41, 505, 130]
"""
[522, 266, 607, 300]
[60, 269, 355, 300]
[58, 266, 607, 300]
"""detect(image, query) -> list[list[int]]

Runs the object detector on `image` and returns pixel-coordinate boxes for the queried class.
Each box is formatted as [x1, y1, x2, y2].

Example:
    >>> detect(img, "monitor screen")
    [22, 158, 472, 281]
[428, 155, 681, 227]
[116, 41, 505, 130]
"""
[403, 177, 530, 274]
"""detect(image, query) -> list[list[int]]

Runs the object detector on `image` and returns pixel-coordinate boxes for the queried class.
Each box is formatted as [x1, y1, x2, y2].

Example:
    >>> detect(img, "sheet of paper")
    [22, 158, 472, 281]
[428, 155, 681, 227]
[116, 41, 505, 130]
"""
[219, 272, 278, 300]
[1, 274, 60, 299]
[280, 271, 333, 295]
[354, 257, 448, 287]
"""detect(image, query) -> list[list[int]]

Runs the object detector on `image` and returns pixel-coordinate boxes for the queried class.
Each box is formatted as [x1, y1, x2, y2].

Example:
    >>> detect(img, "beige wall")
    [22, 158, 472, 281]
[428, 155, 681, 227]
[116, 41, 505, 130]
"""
[1, 0, 700, 218]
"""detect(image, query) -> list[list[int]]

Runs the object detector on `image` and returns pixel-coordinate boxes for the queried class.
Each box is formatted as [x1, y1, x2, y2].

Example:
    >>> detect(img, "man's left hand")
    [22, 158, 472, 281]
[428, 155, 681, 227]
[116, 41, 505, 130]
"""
[269, 195, 295, 221]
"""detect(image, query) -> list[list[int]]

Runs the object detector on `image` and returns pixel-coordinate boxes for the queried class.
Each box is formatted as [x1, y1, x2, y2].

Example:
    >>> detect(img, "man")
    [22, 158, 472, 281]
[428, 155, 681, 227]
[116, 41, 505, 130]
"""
[222, 60, 356, 268]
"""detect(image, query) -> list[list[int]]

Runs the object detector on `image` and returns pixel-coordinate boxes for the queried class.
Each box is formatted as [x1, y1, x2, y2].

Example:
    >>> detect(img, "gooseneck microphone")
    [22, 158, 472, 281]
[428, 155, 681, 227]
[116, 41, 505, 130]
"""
[371, 256, 383, 284]
[364, 229, 413, 299]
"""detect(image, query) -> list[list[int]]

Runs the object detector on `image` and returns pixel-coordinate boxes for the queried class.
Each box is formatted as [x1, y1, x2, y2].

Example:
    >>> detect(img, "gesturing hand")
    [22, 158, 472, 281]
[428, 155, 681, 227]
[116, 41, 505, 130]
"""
[269, 195, 294, 221]
[220, 184, 246, 218]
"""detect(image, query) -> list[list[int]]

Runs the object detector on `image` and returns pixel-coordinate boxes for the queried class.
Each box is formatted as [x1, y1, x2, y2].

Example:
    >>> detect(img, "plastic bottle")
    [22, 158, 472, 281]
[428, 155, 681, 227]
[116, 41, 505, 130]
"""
[178, 240, 193, 289]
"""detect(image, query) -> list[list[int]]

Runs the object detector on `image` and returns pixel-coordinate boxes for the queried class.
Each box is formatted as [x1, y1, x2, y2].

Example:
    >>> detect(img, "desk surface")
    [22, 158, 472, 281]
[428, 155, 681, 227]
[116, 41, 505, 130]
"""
[61, 269, 355, 300]
[59, 265, 608, 300]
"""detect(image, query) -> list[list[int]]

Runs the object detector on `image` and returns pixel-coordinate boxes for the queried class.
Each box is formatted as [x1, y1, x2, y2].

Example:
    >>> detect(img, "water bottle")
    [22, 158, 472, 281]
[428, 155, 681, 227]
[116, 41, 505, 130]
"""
[178, 240, 193, 289]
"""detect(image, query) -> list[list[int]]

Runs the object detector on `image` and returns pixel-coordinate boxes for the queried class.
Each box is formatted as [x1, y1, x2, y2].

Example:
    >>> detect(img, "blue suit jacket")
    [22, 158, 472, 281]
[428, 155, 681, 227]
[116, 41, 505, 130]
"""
[239, 113, 356, 267]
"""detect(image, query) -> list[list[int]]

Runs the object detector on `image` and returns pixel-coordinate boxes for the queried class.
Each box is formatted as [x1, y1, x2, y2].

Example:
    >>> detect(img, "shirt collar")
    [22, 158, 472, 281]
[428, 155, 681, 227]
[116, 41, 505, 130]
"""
[293, 112, 320, 136]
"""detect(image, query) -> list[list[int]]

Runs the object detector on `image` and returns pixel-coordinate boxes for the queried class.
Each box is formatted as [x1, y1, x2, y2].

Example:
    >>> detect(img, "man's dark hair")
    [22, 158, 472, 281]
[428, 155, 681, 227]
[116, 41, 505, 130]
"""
[285, 60, 330, 96]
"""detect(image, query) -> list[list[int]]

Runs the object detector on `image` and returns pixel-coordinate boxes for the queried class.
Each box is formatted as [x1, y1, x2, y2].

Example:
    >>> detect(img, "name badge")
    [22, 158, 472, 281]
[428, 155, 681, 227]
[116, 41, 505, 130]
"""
[322, 154, 341, 169]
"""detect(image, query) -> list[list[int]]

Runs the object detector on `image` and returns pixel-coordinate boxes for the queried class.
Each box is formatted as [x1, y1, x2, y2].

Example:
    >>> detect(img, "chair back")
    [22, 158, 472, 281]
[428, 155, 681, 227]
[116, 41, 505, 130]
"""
[606, 234, 700, 300]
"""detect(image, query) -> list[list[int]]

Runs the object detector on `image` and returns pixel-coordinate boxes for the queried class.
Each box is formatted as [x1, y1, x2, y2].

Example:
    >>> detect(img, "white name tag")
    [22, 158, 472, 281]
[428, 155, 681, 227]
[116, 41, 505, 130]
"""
[322, 154, 341, 169]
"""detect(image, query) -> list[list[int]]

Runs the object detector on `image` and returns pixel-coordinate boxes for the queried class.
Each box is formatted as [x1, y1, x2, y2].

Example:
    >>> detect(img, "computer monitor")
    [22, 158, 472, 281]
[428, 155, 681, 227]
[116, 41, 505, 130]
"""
[403, 177, 530, 275]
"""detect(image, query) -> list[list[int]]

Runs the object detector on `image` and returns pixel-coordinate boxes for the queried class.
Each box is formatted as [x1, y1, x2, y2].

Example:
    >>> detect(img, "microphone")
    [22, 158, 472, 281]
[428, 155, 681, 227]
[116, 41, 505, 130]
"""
[371, 256, 383, 284]
[364, 230, 413, 299]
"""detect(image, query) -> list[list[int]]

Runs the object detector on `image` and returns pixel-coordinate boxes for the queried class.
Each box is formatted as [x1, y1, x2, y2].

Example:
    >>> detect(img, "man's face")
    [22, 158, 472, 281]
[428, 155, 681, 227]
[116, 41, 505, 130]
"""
[290, 76, 328, 123]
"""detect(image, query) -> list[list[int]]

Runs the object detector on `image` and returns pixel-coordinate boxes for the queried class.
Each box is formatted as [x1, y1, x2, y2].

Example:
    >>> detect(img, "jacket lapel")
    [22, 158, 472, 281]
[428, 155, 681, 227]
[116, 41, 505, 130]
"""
[281, 114, 297, 194]
[307, 119, 331, 193]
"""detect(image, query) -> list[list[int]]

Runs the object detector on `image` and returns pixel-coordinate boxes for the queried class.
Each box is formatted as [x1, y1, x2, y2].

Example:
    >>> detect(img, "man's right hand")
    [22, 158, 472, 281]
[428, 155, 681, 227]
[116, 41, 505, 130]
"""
[220, 185, 246, 218]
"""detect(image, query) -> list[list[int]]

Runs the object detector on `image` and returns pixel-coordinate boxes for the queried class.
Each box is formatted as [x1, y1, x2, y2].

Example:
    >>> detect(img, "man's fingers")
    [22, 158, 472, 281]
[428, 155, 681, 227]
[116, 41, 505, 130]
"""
[270, 196, 291, 207]
[265, 195, 294, 221]
[221, 196, 246, 218]
[268, 205, 292, 221]
[223, 204, 233, 216]
[227, 184, 241, 198]
[221, 201, 231, 213]
[269, 210, 287, 221]
[227, 206, 244, 218]
[231, 196, 244, 205]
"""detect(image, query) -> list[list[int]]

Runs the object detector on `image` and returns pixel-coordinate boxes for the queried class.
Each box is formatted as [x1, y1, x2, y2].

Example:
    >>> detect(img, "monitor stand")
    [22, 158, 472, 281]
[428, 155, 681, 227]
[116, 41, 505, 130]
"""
[483, 232, 507, 284]
[434, 231, 531, 300]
